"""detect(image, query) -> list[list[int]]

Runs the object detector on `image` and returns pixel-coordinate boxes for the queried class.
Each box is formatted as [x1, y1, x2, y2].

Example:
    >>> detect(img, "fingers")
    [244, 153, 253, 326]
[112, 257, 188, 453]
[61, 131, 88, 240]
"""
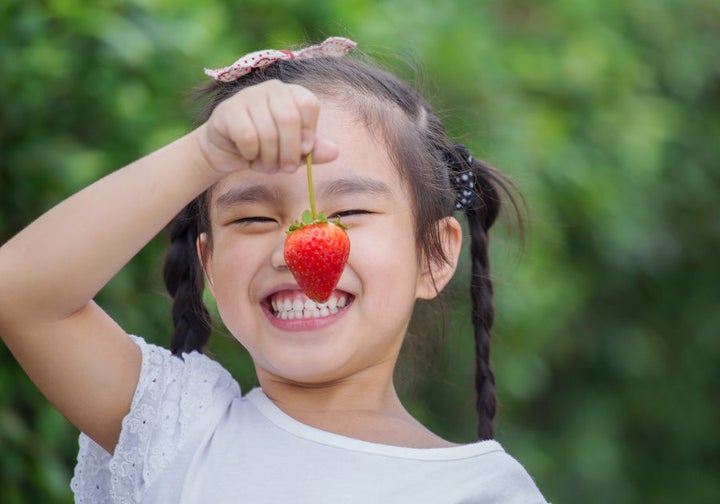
[247, 96, 282, 172]
[205, 80, 335, 176]
[271, 84, 324, 173]
[289, 85, 320, 158]
[311, 138, 339, 164]
[229, 109, 260, 162]
[243, 81, 323, 174]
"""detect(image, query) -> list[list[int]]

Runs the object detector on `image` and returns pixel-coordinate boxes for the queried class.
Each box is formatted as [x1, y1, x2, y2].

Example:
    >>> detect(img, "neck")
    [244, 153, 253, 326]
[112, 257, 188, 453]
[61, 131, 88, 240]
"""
[258, 361, 402, 415]
[256, 367, 456, 449]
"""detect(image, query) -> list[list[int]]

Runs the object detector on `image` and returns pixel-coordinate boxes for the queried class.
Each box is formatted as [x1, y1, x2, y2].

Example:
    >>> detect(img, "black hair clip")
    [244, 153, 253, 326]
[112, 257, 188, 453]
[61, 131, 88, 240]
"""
[445, 144, 477, 211]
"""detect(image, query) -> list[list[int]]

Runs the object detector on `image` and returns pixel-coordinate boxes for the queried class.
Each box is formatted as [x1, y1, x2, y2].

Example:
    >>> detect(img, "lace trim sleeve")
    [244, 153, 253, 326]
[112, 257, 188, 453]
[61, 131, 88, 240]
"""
[71, 335, 240, 503]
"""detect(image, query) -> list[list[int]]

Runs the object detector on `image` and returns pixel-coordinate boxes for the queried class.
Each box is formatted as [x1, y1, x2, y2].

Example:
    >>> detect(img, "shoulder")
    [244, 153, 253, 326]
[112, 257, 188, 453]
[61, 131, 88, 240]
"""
[124, 335, 239, 425]
[410, 440, 547, 503]
[464, 441, 549, 503]
[123, 334, 241, 445]
[72, 335, 241, 502]
[130, 334, 237, 397]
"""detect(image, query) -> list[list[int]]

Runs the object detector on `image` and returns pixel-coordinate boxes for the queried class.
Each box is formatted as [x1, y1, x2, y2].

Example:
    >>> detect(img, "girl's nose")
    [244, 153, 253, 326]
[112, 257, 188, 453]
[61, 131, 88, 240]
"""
[270, 236, 288, 270]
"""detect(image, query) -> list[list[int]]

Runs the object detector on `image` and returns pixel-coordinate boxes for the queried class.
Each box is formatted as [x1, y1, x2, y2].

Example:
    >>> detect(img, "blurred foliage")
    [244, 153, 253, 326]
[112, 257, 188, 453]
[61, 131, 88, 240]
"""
[1, 0, 719, 502]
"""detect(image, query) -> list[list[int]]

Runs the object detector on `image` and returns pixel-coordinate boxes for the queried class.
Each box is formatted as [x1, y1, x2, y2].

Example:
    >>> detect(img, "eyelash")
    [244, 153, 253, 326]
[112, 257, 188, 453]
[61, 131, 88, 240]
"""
[330, 209, 369, 219]
[233, 216, 276, 225]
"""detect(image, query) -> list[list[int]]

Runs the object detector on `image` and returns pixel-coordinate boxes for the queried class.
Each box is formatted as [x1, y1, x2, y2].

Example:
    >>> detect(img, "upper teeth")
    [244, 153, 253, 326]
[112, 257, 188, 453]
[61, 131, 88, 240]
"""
[271, 293, 348, 319]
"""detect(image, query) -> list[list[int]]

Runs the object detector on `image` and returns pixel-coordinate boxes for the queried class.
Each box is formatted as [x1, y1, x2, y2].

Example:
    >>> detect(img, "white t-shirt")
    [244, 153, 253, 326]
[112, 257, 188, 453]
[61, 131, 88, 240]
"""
[71, 336, 548, 503]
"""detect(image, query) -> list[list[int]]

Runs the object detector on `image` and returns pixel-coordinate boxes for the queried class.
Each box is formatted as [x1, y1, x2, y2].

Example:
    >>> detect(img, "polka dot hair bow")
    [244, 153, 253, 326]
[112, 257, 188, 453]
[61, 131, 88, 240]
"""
[445, 144, 478, 211]
[204, 36, 357, 82]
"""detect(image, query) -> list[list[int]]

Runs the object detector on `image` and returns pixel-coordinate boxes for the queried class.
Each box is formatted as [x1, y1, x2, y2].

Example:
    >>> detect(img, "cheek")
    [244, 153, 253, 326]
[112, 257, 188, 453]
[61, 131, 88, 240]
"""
[209, 247, 261, 347]
[351, 226, 421, 303]
[207, 239, 261, 305]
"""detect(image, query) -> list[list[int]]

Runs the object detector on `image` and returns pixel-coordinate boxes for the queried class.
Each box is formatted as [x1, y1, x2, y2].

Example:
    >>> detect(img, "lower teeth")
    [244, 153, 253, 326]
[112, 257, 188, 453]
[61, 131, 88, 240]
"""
[275, 306, 339, 319]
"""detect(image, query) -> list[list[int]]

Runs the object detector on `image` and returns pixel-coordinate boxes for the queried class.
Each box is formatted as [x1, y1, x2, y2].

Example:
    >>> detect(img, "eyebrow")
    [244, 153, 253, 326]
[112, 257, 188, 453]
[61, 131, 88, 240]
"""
[316, 177, 392, 199]
[215, 184, 283, 209]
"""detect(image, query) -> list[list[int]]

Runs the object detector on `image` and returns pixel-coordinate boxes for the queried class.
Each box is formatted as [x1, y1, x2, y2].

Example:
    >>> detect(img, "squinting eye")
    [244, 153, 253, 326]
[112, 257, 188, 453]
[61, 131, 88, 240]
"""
[330, 209, 370, 219]
[233, 216, 276, 225]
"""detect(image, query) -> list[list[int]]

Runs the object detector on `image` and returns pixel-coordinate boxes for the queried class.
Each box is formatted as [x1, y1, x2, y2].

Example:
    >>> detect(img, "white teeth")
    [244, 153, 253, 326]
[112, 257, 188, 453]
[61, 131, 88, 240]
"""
[271, 294, 349, 319]
[292, 299, 304, 319]
[304, 309, 320, 319]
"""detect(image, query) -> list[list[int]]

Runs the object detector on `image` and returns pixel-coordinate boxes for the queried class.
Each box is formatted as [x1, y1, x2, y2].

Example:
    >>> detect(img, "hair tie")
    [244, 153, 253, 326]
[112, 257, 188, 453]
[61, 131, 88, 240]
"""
[204, 36, 357, 82]
[445, 144, 477, 211]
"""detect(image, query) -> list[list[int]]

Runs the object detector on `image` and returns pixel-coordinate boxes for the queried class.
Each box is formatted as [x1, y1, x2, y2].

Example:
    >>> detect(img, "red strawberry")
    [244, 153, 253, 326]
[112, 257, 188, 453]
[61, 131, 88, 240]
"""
[283, 153, 350, 303]
[284, 211, 350, 303]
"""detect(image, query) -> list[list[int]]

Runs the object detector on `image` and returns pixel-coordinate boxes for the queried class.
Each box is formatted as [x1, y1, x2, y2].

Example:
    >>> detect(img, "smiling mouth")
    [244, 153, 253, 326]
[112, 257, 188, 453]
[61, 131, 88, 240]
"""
[269, 291, 351, 320]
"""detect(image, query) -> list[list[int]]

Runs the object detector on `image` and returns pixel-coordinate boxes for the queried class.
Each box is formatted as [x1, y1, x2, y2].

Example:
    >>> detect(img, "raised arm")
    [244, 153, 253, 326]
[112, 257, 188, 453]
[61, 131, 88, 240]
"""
[0, 80, 333, 453]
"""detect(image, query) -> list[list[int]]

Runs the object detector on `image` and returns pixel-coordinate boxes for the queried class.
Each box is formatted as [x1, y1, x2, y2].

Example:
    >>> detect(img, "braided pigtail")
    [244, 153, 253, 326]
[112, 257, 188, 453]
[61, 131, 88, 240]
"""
[447, 144, 508, 440]
[163, 197, 212, 356]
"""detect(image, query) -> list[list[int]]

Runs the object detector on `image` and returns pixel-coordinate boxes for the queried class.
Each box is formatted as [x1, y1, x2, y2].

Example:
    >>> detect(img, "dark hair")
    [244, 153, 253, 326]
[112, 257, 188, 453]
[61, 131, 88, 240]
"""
[163, 197, 212, 355]
[163, 53, 520, 440]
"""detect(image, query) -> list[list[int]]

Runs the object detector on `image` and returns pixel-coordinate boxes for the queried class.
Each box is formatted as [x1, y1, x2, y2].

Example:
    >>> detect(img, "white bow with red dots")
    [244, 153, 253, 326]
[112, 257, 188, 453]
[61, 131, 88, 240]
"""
[204, 36, 357, 82]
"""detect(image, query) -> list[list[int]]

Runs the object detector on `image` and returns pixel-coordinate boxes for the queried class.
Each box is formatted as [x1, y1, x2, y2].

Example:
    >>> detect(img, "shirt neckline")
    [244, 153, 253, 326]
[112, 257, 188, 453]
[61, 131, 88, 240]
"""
[244, 387, 505, 461]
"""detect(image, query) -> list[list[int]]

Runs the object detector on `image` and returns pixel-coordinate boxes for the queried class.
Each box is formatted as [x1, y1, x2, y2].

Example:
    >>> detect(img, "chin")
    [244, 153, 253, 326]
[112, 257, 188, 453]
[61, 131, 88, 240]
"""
[258, 353, 358, 387]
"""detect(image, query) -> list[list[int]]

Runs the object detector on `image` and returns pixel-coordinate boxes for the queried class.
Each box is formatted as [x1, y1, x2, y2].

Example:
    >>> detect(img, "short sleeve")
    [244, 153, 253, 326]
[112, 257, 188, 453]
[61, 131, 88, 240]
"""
[71, 335, 240, 503]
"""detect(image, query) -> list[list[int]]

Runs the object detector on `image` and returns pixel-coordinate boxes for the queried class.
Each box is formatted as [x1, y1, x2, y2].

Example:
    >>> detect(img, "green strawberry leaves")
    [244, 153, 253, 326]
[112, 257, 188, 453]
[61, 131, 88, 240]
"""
[287, 210, 347, 233]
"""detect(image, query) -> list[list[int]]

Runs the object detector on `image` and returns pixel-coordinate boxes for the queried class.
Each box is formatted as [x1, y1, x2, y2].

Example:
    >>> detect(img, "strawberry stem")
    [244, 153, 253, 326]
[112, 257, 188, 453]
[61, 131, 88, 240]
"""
[306, 152, 317, 220]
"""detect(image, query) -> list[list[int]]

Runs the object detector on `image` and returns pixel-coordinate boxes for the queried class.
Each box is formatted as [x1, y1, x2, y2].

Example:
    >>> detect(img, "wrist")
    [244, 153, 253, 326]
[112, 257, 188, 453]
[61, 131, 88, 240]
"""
[185, 125, 227, 187]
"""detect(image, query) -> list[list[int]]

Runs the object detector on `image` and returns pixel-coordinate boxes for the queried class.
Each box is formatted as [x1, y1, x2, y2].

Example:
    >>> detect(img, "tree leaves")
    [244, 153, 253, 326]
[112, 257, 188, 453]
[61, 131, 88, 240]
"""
[1, 1, 719, 502]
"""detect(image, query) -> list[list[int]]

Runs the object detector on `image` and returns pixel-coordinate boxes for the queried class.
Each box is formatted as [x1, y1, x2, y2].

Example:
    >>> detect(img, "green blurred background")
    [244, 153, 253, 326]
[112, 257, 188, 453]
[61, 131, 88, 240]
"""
[1, 0, 719, 502]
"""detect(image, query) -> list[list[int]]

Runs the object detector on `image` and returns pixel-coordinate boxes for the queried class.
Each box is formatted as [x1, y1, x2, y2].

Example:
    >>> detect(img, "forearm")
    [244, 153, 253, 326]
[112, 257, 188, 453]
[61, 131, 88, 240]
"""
[0, 126, 218, 326]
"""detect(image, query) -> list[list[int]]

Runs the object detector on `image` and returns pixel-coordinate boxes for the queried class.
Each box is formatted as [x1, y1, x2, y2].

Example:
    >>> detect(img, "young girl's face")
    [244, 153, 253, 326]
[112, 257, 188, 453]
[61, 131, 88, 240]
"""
[201, 98, 446, 386]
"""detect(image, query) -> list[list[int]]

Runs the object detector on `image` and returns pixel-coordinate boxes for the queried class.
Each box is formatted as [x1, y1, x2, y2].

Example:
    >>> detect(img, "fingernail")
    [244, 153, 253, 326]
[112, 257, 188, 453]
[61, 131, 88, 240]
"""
[301, 140, 312, 154]
[282, 164, 296, 173]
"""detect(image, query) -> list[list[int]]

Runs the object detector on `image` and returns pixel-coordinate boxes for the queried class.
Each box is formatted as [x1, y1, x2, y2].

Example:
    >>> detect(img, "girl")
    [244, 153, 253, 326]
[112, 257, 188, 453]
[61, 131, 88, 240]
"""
[0, 37, 548, 502]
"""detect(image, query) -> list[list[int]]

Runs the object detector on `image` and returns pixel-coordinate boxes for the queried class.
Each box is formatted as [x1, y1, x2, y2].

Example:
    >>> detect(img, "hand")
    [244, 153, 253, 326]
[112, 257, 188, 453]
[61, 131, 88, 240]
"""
[197, 79, 339, 176]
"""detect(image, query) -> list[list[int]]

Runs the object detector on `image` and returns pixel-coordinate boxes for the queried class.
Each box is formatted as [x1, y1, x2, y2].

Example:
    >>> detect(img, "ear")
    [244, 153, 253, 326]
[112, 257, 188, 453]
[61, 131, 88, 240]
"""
[196, 233, 215, 295]
[416, 216, 463, 300]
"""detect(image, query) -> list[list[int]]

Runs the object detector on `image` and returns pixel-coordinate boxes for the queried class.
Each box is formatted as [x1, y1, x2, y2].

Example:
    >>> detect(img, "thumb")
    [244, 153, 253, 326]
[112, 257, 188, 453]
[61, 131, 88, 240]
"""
[310, 138, 339, 164]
